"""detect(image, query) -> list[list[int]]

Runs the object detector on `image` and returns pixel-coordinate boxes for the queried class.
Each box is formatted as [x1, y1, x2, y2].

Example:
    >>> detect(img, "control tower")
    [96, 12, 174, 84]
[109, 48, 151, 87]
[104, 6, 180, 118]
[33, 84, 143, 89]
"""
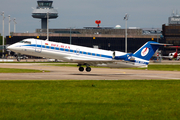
[32, 0, 58, 29]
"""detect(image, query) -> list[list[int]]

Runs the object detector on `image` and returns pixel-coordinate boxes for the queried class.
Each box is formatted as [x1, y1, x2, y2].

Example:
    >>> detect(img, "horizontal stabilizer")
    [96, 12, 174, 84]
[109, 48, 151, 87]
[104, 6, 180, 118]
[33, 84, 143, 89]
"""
[150, 43, 172, 46]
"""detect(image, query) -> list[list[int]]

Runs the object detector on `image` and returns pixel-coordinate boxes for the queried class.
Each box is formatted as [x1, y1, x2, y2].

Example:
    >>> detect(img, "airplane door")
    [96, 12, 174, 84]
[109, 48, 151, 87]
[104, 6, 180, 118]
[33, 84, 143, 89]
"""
[35, 40, 42, 53]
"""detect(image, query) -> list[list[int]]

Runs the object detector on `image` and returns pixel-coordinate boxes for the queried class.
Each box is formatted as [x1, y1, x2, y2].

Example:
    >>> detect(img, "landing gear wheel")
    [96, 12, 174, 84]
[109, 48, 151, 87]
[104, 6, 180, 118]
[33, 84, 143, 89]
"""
[17, 58, 21, 62]
[79, 67, 84, 72]
[86, 67, 91, 72]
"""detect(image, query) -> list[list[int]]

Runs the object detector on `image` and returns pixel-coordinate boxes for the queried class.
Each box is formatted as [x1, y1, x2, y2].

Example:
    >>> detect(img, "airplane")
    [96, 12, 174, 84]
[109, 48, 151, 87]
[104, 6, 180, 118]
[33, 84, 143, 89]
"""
[161, 46, 180, 60]
[7, 38, 164, 72]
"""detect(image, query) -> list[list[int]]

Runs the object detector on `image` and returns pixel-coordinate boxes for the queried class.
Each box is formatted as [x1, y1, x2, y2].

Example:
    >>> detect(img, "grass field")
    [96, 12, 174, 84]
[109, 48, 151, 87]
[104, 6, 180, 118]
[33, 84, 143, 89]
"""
[130, 64, 180, 71]
[1, 80, 180, 120]
[0, 68, 48, 73]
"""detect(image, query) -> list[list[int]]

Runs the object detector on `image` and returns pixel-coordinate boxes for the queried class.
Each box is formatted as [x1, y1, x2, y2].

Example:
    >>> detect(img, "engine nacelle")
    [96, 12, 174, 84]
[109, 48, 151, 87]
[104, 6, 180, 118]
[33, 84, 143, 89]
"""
[112, 51, 116, 59]
[113, 51, 135, 61]
[112, 51, 128, 60]
[129, 57, 135, 62]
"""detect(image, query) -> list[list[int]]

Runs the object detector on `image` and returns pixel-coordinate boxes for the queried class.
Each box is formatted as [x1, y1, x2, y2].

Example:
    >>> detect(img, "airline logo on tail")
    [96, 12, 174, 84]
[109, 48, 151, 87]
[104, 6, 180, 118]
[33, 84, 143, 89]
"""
[141, 47, 149, 56]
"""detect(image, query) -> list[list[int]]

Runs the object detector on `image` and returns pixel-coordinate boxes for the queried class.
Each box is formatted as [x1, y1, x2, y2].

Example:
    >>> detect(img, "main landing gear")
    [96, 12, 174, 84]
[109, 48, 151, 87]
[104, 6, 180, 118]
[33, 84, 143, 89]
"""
[78, 64, 91, 72]
[16, 53, 21, 62]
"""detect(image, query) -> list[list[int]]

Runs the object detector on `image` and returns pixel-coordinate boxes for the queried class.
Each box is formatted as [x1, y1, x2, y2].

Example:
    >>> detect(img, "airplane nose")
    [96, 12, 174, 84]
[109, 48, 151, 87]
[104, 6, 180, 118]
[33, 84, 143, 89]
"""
[7, 45, 12, 50]
[7, 45, 15, 51]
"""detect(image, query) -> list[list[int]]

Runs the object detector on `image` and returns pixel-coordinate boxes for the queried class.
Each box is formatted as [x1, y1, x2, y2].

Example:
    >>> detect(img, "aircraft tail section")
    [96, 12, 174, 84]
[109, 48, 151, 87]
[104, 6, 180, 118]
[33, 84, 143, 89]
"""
[132, 41, 161, 61]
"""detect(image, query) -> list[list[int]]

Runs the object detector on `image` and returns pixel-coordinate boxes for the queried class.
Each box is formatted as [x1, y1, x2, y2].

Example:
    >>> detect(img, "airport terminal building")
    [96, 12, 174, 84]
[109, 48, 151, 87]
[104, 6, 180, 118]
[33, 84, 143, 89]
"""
[6, 28, 164, 54]
[162, 12, 180, 54]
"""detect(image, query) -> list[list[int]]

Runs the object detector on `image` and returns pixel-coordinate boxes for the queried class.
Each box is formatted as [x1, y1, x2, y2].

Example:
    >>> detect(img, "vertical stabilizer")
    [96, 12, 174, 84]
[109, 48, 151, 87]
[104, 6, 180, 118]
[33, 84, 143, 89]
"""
[132, 41, 161, 61]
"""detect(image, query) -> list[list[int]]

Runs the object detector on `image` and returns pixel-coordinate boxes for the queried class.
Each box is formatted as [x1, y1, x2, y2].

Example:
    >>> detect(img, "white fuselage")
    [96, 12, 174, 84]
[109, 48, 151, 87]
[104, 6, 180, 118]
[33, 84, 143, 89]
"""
[7, 38, 149, 68]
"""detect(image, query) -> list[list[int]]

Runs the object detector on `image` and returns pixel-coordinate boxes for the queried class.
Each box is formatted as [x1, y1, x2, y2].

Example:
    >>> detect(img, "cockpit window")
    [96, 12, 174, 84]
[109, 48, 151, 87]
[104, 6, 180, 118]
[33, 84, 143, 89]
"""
[25, 41, 31, 44]
[19, 41, 31, 44]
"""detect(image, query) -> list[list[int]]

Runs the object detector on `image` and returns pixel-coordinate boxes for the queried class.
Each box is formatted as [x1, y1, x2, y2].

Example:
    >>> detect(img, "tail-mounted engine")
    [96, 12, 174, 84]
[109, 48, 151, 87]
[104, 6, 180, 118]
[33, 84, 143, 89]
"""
[112, 51, 135, 62]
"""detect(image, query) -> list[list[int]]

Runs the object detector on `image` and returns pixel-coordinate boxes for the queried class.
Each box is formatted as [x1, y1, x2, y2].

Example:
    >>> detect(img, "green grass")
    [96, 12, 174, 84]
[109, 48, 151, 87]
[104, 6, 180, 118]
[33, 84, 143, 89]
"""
[149, 64, 180, 71]
[0, 68, 48, 73]
[1, 80, 180, 120]
[130, 65, 180, 71]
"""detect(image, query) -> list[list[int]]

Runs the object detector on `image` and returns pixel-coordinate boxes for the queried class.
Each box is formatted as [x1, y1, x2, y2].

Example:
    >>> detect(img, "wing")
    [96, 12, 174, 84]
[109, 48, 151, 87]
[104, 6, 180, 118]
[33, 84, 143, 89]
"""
[64, 56, 114, 66]
[64, 56, 146, 68]
[70, 59, 115, 66]
[70, 59, 148, 68]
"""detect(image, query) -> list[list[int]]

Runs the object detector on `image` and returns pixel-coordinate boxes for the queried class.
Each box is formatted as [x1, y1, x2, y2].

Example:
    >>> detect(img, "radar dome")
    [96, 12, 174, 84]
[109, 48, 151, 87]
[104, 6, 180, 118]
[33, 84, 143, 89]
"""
[115, 25, 121, 29]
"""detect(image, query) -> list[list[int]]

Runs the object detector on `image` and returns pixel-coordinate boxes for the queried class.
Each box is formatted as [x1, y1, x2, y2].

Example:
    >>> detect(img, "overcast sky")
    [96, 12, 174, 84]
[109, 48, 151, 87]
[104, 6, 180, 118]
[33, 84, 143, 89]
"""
[0, 0, 180, 35]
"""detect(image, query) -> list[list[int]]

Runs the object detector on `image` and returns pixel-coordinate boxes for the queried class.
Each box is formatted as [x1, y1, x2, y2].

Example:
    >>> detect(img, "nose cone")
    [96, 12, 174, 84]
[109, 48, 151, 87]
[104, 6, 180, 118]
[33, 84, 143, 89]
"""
[7, 44, 17, 52]
[7, 45, 13, 50]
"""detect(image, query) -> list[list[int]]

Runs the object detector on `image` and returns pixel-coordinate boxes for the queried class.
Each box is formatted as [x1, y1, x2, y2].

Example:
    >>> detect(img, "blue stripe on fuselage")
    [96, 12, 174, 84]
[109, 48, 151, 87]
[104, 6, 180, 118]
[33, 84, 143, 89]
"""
[23, 44, 112, 59]
[23, 44, 149, 65]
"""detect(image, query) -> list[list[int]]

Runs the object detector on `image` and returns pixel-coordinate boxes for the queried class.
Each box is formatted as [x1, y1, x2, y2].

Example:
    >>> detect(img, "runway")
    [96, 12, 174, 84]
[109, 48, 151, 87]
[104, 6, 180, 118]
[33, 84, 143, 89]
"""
[0, 63, 180, 80]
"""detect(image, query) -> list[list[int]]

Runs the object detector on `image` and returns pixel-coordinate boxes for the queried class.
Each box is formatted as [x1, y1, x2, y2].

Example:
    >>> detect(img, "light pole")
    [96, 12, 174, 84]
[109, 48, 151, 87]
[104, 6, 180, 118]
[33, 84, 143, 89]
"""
[8, 15, 11, 37]
[47, 12, 49, 41]
[69, 27, 75, 45]
[1, 11, 5, 58]
[124, 13, 129, 53]
[70, 27, 71, 44]
[13, 18, 17, 33]
[156, 29, 159, 43]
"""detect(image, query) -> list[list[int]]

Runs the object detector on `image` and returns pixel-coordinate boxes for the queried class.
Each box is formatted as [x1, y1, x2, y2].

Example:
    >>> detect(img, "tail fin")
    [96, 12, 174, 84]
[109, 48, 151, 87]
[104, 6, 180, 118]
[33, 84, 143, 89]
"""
[132, 41, 161, 61]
